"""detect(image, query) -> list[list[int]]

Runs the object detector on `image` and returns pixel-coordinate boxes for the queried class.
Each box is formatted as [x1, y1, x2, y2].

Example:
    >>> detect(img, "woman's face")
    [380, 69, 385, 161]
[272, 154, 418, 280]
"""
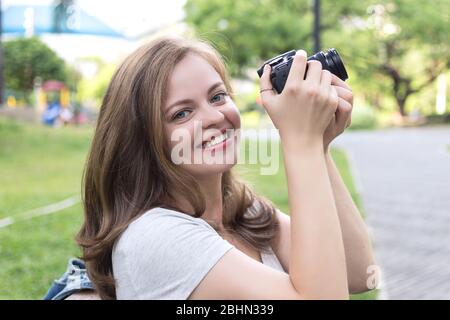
[163, 53, 241, 177]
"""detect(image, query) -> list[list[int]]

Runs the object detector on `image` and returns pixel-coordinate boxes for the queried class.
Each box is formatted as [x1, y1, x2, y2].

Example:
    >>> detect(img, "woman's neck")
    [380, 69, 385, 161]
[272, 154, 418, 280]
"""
[168, 173, 225, 229]
[196, 173, 224, 229]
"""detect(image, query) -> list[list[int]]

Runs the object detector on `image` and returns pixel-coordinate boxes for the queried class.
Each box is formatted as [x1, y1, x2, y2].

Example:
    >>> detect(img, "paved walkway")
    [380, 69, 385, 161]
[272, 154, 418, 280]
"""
[334, 126, 450, 300]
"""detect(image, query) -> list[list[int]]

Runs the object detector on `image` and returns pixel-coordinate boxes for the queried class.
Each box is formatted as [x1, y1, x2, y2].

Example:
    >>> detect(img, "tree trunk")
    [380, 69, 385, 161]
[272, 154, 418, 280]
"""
[396, 97, 407, 117]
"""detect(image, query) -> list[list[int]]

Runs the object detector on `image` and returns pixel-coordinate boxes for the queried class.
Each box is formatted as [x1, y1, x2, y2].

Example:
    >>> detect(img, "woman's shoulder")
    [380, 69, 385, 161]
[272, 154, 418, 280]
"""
[112, 206, 218, 255]
[128, 206, 212, 233]
[139, 206, 202, 220]
[111, 206, 234, 299]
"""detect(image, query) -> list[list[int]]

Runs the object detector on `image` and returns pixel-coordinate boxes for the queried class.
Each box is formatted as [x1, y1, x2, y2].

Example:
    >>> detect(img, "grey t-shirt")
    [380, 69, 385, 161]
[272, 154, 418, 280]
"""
[112, 207, 284, 299]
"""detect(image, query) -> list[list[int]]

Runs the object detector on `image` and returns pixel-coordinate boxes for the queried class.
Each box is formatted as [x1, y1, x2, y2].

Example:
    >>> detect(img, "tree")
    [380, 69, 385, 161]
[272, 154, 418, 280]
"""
[76, 58, 116, 107]
[184, 0, 450, 116]
[347, 0, 450, 115]
[4, 37, 69, 93]
[184, 0, 366, 77]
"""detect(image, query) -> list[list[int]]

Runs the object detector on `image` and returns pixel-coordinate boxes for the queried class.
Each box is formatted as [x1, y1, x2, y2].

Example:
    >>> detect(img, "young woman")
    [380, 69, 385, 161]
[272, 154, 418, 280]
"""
[47, 35, 376, 300]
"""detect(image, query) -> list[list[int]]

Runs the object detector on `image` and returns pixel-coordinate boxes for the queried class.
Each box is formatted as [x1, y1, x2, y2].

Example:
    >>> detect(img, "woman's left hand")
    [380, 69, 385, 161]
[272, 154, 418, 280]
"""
[323, 75, 353, 152]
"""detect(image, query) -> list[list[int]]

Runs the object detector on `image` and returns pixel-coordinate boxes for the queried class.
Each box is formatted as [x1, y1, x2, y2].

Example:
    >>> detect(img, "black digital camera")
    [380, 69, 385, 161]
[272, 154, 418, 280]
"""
[257, 48, 348, 94]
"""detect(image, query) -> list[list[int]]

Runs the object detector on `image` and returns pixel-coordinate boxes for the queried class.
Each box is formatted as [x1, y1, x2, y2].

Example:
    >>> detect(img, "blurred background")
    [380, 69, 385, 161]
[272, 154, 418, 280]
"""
[0, 0, 449, 300]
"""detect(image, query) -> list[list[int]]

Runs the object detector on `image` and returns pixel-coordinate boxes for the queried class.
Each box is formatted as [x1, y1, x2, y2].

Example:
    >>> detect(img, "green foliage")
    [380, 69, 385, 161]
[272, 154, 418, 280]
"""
[185, 0, 450, 115]
[328, 0, 450, 115]
[426, 113, 450, 124]
[349, 104, 379, 130]
[184, 0, 366, 77]
[76, 62, 116, 107]
[4, 37, 73, 93]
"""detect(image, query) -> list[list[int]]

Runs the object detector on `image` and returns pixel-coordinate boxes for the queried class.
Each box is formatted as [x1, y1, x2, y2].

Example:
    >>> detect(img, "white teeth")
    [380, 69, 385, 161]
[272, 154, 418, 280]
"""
[203, 132, 230, 149]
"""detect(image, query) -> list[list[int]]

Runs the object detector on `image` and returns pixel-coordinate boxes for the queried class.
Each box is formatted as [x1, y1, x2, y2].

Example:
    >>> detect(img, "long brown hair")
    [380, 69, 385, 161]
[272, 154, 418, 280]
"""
[76, 35, 279, 300]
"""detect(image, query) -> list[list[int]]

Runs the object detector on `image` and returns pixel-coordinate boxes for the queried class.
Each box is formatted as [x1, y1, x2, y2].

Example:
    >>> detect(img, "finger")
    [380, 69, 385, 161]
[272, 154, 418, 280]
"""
[333, 85, 353, 105]
[335, 97, 352, 129]
[331, 74, 351, 90]
[259, 64, 276, 100]
[329, 112, 337, 126]
[320, 70, 332, 89]
[305, 60, 323, 85]
[329, 86, 339, 111]
[346, 115, 352, 128]
[285, 50, 308, 88]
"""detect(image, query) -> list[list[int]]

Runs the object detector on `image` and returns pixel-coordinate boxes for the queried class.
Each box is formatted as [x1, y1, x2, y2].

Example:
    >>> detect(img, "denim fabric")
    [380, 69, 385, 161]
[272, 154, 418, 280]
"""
[43, 258, 95, 300]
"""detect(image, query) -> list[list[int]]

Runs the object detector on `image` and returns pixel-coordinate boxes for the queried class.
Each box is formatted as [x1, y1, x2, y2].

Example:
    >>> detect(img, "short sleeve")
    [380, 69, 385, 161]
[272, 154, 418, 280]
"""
[112, 208, 234, 300]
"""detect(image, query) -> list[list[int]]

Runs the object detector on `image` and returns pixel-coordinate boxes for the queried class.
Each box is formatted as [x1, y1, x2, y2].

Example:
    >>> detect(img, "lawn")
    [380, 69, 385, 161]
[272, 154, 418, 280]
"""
[0, 118, 377, 299]
[0, 119, 90, 299]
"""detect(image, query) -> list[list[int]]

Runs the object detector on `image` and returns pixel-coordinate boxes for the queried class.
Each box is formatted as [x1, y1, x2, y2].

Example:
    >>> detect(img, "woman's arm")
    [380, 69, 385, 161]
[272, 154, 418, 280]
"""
[323, 75, 376, 292]
[281, 137, 349, 299]
[270, 152, 377, 294]
[260, 53, 349, 299]
[270, 75, 376, 294]
[325, 150, 376, 293]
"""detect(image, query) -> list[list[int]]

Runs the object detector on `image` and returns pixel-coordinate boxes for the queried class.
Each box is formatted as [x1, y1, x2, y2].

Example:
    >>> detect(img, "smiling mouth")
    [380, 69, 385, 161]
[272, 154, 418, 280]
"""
[202, 130, 233, 149]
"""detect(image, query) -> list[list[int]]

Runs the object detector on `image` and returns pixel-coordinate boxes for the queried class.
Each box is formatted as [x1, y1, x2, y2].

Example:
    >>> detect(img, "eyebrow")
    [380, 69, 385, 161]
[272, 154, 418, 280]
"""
[165, 81, 225, 114]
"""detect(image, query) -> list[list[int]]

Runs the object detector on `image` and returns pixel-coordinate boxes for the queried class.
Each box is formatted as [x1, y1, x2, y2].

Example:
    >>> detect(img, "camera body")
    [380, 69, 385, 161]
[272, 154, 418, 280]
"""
[257, 49, 348, 94]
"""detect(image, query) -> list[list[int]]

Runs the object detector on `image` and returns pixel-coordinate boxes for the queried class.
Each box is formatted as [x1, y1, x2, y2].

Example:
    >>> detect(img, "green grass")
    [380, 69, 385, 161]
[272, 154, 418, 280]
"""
[0, 205, 83, 299]
[0, 119, 93, 299]
[0, 119, 93, 219]
[0, 119, 377, 299]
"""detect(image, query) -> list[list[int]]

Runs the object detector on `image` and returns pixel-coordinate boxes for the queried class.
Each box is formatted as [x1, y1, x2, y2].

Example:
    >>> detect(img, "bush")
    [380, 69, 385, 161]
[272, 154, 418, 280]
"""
[349, 104, 378, 130]
[425, 113, 450, 124]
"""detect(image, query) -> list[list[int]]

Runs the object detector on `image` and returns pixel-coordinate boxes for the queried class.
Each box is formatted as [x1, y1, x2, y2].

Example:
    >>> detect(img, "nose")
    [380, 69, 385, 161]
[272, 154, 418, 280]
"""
[200, 103, 225, 129]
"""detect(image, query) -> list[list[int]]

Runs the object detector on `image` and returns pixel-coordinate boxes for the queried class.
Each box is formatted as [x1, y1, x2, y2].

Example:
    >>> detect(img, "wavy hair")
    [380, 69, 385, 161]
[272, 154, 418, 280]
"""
[76, 35, 279, 299]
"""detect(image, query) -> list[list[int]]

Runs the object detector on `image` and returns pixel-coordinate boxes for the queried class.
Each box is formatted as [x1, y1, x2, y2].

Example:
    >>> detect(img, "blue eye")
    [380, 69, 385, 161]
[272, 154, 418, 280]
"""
[172, 110, 191, 121]
[211, 92, 228, 104]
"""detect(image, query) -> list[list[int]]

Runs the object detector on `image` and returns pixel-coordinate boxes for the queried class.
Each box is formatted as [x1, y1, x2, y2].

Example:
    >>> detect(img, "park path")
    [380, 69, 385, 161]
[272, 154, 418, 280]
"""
[333, 126, 450, 299]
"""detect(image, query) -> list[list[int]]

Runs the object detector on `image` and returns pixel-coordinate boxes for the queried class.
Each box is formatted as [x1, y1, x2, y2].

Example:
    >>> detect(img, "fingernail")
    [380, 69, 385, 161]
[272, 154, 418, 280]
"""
[296, 50, 307, 57]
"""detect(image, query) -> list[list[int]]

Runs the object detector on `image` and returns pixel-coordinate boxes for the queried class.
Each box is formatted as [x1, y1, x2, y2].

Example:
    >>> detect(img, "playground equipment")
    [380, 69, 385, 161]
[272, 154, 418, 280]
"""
[39, 80, 72, 126]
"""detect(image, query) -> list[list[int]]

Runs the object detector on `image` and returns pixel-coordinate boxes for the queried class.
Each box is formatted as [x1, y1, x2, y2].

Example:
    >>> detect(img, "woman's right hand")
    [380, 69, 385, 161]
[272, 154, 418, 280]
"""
[259, 50, 339, 147]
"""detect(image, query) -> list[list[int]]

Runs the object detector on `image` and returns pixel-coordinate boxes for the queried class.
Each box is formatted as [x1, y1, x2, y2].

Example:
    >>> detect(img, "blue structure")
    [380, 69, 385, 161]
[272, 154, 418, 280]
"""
[42, 101, 61, 126]
[2, 4, 124, 38]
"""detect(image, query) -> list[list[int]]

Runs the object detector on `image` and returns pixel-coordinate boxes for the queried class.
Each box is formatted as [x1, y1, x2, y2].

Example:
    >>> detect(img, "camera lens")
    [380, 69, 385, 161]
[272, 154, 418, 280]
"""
[307, 48, 348, 81]
[256, 48, 349, 94]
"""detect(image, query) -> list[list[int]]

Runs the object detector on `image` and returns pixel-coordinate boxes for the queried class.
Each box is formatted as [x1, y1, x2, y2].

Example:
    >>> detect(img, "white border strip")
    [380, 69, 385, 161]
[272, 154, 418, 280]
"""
[0, 195, 81, 229]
